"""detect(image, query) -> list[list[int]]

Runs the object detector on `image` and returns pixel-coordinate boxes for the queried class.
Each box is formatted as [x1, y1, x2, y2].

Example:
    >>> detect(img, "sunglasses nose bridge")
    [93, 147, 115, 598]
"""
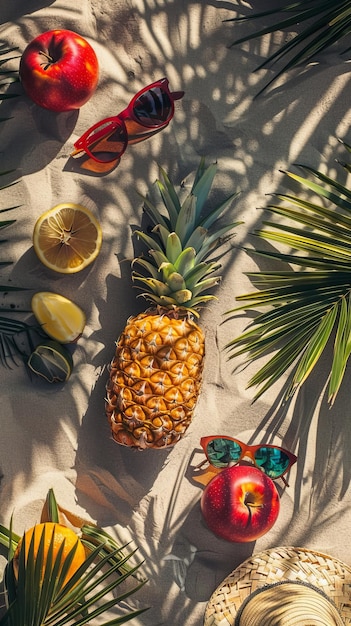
[241, 449, 256, 464]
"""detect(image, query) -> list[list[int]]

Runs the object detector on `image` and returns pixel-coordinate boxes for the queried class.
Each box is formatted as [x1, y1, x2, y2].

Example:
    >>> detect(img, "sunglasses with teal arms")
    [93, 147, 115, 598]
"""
[199, 436, 297, 486]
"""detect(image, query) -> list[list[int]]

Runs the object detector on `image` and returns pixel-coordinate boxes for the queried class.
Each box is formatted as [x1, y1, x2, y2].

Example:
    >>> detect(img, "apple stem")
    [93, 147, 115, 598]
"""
[39, 51, 54, 70]
[243, 492, 264, 527]
[244, 492, 263, 508]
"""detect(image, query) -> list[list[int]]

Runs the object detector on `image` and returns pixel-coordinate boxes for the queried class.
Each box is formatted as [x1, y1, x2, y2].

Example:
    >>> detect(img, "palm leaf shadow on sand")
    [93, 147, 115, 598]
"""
[224, 148, 351, 503]
[1, 2, 351, 622]
[224, 0, 351, 97]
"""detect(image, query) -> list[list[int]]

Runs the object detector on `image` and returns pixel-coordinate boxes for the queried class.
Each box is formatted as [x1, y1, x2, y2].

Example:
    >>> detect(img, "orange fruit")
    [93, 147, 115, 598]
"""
[13, 522, 86, 585]
[33, 203, 102, 274]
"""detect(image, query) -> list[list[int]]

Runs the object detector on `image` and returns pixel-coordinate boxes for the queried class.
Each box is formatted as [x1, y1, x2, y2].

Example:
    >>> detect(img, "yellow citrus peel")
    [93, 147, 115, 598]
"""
[33, 203, 102, 274]
[32, 291, 86, 343]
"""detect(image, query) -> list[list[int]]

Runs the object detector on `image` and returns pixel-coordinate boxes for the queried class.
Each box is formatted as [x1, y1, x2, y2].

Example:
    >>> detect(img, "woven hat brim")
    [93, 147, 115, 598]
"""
[204, 546, 351, 626]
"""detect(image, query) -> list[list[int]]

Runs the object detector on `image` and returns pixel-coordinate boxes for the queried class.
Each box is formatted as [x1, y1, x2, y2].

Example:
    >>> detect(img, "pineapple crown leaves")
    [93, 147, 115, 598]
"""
[225, 0, 351, 97]
[0, 489, 148, 626]
[225, 143, 351, 406]
[132, 158, 241, 315]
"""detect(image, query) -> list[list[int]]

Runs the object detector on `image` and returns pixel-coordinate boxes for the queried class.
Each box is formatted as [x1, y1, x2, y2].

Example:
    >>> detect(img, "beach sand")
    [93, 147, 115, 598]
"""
[0, 1, 351, 624]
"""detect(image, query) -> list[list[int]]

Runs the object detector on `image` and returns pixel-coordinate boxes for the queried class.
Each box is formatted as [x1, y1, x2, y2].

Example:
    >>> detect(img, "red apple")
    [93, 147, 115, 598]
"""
[200, 464, 280, 542]
[19, 29, 99, 112]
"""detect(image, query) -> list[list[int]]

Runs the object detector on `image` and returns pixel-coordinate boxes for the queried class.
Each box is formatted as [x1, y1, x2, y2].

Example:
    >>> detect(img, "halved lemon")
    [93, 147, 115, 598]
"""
[32, 292, 86, 343]
[33, 203, 102, 274]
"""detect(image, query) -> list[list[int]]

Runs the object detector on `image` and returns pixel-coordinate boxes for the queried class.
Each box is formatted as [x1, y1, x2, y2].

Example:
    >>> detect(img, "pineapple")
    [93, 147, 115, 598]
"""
[106, 159, 240, 449]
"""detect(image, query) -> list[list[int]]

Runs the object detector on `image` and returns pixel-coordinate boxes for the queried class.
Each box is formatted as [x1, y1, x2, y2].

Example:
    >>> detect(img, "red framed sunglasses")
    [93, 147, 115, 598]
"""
[72, 77, 184, 164]
[199, 436, 297, 486]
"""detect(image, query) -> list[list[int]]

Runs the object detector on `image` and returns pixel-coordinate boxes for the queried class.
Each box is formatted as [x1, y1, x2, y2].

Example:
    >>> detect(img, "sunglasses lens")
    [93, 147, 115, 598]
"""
[254, 447, 290, 478]
[206, 438, 242, 468]
[133, 87, 172, 127]
[85, 121, 127, 162]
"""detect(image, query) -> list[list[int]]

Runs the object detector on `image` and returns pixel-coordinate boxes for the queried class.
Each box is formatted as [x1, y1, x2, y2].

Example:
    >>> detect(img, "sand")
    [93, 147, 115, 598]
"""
[0, 1, 351, 624]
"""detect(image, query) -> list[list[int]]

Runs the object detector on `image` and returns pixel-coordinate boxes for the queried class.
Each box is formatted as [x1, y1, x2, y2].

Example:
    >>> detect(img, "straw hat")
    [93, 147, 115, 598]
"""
[204, 546, 351, 625]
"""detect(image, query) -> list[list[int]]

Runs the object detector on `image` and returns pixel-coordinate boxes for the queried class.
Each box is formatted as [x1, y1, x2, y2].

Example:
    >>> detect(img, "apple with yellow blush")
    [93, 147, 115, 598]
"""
[19, 29, 99, 112]
[200, 464, 280, 542]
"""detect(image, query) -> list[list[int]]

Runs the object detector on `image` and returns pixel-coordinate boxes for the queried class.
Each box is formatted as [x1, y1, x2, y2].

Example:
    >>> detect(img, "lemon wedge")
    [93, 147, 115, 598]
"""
[33, 203, 102, 274]
[32, 292, 86, 343]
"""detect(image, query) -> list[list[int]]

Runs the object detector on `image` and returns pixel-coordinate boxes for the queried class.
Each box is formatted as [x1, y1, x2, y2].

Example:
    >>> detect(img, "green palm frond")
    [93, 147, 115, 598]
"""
[226, 142, 351, 405]
[0, 200, 37, 367]
[0, 49, 37, 368]
[0, 202, 36, 368]
[0, 42, 19, 99]
[0, 490, 148, 626]
[225, 0, 351, 96]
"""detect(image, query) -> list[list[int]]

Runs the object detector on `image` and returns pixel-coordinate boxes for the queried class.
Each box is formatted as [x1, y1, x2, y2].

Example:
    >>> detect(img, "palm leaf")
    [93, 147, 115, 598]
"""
[0, 51, 39, 368]
[0, 489, 148, 626]
[0, 315, 38, 368]
[329, 293, 351, 403]
[225, 0, 351, 96]
[0, 43, 19, 83]
[226, 143, 351, 405]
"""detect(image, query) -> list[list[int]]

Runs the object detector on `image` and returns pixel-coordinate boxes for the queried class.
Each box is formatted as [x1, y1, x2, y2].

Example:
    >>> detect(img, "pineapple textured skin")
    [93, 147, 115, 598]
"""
[106, 310, 205, 449]
[105, 159, 240, 449]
